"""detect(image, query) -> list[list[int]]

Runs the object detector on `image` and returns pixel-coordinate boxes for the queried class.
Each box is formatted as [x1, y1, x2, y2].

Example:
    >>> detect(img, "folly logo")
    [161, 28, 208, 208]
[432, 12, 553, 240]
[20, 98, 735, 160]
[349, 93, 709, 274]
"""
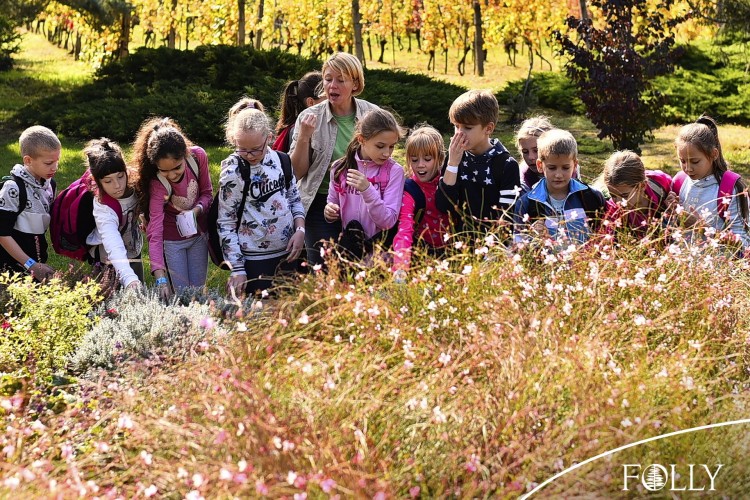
[623, 463, 723, 492]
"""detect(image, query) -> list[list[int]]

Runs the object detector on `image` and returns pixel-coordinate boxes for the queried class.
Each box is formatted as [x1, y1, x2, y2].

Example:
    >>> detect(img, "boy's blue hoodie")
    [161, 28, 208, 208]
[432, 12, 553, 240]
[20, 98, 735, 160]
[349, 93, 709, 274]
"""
[513, 178, 605, 244]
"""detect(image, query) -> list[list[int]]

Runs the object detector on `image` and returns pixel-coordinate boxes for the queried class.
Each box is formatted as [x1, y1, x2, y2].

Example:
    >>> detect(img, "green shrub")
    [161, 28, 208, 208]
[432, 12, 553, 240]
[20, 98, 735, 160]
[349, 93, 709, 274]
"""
[0, 273, 100, 379]
[497, 72, 585, 117]
[655, 43, 750, 125]
[11, 45, 464, 142]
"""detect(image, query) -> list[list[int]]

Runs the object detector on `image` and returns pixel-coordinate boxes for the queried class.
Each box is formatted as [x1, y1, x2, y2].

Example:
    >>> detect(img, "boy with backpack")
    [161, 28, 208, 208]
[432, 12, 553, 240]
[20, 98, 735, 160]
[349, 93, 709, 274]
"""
[514, 129, 606, 246]
[0, 126, 60, 281]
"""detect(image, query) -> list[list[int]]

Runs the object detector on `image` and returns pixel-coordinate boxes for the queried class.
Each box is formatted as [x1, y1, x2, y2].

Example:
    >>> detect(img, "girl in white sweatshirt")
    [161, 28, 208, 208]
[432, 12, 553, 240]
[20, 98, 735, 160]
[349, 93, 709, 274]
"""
[84, 138, 144, 289]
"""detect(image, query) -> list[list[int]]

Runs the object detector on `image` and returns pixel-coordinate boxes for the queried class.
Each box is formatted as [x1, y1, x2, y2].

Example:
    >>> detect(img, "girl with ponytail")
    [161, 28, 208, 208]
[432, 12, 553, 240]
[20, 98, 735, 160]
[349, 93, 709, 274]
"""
[273, 71, 323, 153]
[671, 115, 750, 252]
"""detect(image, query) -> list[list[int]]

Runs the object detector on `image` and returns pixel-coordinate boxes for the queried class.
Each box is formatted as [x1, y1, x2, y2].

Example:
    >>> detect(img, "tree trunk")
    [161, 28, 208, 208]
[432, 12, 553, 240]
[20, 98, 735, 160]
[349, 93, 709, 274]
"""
[238, 0, 246, 46]
[352, 0, 365, 63]
[118, 10, 131, 59]
[579, 0, 589, 20]
[255, 0, 264, 49]
[168, 0, 177, 48]
[473, 1, 484, 76]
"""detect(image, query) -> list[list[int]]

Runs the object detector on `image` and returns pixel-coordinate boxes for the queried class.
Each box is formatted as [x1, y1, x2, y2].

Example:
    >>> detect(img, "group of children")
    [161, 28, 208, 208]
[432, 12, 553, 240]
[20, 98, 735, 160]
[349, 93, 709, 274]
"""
[2, 69, 748, 297]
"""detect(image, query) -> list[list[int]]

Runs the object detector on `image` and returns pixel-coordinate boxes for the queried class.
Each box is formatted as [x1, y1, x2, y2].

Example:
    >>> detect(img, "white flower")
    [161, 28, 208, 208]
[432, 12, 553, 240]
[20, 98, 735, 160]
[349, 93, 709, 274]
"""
[438, 352, 451, 366]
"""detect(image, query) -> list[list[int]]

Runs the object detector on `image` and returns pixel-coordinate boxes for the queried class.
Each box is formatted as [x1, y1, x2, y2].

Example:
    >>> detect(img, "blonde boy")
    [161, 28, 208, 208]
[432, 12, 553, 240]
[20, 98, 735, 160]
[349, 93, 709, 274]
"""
[513, 129, 605, 244]
[0, 126, 60, 280]
[435, 89, 521, 233]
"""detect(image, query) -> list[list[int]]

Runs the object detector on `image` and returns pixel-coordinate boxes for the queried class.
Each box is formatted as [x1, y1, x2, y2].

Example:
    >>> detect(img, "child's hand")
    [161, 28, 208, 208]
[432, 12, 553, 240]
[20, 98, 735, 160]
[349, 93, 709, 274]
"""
[138, 214, 147, 232]
[30, 263, 55, 282]
[298, 114, 317, 140]
[158, 282, 172, 302]
[666, 191, 679, 210]
[346, 169, 370, 192]
[324, 203, 340, 222]
[448, 131, 468, 166]
[530, 219, 548, 238]
[126, 281, 143, 291]
[226, 275, 246, 299]
[286, 229, 305, 261]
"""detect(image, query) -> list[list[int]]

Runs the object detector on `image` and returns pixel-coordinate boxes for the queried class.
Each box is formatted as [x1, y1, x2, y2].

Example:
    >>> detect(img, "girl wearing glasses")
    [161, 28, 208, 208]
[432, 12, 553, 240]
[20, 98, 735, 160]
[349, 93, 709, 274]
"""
[218, 100, 306, 298]
[133, 116, 213, 301]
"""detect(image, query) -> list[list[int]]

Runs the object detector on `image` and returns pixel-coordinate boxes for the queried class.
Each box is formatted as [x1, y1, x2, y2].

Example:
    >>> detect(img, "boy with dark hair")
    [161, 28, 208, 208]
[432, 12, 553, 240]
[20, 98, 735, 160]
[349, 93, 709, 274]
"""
[514, 129, 606, 245]
[436, 89, 521, 236]
[0, 126, 60, 281]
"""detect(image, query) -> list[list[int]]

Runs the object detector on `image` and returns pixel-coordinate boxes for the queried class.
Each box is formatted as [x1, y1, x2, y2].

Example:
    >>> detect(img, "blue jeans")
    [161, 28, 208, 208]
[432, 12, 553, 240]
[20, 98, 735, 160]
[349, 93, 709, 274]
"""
[305, 193, 341, 266]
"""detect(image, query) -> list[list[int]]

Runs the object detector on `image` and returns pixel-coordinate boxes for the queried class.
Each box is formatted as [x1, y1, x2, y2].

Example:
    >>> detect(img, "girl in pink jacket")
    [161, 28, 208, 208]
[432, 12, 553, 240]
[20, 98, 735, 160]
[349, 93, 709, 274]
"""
[323, 109, 405, 261]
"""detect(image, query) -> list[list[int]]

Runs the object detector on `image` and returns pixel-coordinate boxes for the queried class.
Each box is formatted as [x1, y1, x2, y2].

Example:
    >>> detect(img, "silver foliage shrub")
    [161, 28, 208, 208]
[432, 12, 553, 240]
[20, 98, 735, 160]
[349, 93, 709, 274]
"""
[69, 288, 231, 373]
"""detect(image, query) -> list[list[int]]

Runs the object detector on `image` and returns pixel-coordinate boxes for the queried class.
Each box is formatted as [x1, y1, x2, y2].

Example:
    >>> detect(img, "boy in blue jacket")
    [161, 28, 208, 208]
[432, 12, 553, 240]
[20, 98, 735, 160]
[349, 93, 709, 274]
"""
[514, 129, 605, 245]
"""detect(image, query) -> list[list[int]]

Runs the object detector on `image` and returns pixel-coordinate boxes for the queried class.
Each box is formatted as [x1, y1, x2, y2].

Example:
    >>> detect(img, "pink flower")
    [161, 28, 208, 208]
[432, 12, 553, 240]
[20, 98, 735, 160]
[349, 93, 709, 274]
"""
[140, 450, 153, 465]
[199, 316, 215, 330]
[409, 486, 421, 498]
[214, 430, 227, 444]
[233, 473, 248, 484]
[373, 492, 387, 500]
[320, 478, 336, 493]
[144, 485, 157, 497]
[255, 480, 269, 496]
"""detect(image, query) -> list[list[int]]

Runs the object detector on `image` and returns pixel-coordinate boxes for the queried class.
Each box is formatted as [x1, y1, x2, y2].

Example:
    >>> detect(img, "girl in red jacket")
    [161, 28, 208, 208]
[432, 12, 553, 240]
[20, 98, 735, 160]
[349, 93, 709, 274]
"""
[392, 125, 450, 281]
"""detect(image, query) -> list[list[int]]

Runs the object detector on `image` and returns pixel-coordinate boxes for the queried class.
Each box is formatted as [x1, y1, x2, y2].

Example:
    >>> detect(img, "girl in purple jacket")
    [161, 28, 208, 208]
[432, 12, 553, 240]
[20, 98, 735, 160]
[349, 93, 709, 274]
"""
[323, 109, 405, 261]
[133, 117, 213, 301]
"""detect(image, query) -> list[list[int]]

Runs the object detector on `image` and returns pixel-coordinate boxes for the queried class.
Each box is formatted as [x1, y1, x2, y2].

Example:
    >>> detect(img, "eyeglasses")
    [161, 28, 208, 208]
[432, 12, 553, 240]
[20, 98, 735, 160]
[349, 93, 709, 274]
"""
[235, 138, 268, 157]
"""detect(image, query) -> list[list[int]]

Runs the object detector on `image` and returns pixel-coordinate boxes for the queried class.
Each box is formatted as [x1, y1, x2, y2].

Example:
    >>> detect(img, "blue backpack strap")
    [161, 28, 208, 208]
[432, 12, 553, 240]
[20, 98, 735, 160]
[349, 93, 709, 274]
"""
[403, 179, 426, 213]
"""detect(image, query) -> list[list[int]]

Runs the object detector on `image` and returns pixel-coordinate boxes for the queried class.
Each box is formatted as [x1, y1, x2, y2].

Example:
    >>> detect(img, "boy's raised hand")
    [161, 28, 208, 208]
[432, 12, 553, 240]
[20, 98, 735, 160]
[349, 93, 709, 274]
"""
[447, 131, 468, 167]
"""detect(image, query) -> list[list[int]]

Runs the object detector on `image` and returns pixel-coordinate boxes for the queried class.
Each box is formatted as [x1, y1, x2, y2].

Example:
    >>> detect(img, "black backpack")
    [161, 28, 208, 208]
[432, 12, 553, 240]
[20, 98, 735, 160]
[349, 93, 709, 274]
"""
[207, 152, 293, 270]
[0, 173, 56, 220]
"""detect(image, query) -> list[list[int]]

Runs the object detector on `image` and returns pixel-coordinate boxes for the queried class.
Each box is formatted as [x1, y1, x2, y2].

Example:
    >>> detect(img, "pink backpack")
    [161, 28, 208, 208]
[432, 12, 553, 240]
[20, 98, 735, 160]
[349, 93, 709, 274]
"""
[671, 169, 742, 222]
[50, 170, 124, 261]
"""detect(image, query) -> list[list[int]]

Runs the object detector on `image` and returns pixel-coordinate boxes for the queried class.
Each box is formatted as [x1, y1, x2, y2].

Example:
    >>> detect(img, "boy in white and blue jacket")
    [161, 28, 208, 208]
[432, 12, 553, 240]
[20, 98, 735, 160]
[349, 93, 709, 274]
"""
[0, 126, 60, 281]
[514, 129, 605, 245]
